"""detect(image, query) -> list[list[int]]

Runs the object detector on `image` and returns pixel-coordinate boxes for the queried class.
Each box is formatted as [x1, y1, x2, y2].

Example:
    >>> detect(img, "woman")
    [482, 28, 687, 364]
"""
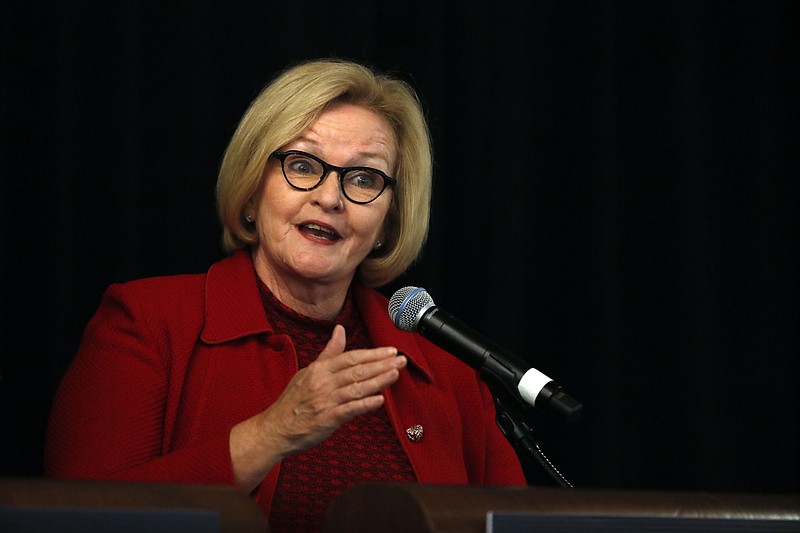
[45, 59, 526, 531]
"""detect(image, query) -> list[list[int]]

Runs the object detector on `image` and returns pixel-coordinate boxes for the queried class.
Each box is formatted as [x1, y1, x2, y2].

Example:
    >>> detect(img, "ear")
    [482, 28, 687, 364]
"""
[243, 204, 253, 223]
[366, 230, 384, 258]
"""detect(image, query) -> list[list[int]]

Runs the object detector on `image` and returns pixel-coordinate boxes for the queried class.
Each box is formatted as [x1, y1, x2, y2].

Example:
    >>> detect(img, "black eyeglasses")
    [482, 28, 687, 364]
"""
[271, 150, 396, 204]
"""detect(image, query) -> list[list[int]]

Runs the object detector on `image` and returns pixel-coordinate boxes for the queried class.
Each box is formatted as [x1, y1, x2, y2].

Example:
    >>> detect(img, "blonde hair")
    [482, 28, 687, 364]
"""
[216, 59, 432, 287]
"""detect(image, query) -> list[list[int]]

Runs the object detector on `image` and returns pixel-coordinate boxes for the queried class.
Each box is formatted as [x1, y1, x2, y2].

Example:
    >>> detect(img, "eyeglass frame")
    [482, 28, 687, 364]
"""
[270, 150, 397, 205]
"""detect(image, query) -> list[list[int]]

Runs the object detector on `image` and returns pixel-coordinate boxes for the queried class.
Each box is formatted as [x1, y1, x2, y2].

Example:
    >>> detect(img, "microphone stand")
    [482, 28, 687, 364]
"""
[492, 390, 574, 488]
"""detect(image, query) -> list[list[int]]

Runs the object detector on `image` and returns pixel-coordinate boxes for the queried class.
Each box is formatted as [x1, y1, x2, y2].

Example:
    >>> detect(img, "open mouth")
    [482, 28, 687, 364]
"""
[299, 223, 340, 241]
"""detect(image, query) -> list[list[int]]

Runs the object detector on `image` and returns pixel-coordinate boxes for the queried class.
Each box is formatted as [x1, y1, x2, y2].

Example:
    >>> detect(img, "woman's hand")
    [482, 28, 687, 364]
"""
[229, 324, 407, 492]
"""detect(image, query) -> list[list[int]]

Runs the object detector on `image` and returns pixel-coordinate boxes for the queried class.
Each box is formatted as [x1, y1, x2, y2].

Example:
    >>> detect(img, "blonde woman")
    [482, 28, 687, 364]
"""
[46, 59, 525, 533]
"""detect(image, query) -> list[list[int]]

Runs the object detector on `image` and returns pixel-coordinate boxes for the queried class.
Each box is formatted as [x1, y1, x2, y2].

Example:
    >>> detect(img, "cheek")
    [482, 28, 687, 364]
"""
[358, 207, 391, 247]
[374, 196, 393, 234]
[255, 177, 294, 229]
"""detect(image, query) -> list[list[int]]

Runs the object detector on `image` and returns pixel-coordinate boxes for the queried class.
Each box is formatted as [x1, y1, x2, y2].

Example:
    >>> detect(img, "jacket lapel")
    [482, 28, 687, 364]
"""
[201, 249, 272, 344]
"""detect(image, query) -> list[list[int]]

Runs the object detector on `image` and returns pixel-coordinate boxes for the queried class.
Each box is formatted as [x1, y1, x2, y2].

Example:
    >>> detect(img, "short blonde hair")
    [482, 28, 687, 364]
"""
[216, 59, 432, 287]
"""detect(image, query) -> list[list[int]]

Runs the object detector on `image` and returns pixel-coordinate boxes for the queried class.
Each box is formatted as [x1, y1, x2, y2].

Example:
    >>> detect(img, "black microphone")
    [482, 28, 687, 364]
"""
[388, 286, 583, 422]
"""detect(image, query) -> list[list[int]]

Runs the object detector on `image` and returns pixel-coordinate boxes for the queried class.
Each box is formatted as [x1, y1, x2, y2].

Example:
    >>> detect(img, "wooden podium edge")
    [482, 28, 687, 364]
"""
[323, 483, 800, 533]
[0, 477, 266, 533]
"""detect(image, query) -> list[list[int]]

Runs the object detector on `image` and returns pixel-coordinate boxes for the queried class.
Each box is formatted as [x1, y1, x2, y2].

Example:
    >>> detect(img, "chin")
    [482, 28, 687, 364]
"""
[290, 261, 343, 283]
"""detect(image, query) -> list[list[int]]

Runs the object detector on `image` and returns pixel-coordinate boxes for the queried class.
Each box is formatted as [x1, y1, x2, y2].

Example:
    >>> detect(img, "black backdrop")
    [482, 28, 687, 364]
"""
[1, 0, 798, 494]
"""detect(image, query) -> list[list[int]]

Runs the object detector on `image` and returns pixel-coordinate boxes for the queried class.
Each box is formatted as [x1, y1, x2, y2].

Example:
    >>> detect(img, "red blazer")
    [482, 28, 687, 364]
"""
[45, 250, 525, 516]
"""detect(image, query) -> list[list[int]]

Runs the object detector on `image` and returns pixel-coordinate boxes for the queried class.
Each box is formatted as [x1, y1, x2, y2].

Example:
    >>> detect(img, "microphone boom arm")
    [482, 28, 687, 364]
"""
[493, 390, 575, 488]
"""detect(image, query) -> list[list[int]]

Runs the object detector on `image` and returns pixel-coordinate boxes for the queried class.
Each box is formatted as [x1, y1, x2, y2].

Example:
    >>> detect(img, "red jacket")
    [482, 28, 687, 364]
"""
[45, 250, 525, 515]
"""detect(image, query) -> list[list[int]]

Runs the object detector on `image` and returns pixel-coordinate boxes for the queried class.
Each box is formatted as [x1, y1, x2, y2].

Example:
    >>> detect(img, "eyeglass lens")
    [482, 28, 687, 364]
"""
[281, 152, 388, 203]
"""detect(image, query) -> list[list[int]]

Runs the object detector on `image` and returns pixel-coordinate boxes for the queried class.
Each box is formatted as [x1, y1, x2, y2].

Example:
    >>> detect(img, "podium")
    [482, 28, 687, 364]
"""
[323, 484, 800, 533]
[3, 479, 798, 532]
[0, 478, 265, 533]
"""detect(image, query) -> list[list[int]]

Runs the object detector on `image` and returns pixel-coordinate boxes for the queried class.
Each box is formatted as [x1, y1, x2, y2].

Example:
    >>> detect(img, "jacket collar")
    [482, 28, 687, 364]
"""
[201, 249, 272, 344]
[200, 249, 434, 382]
[354, 285, 434, 382]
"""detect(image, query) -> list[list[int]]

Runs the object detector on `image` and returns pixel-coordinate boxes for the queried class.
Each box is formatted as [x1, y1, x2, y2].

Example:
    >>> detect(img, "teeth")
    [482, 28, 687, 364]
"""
[304, 223, 334, 235]
[301, 223, 338, 240]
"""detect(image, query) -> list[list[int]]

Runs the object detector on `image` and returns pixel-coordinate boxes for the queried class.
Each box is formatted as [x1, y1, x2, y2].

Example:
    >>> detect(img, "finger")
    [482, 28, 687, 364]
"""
[324, 345, 400, 374]
[316, 324, 346, 362]
[343, 355, 407, 386]
[340, 362, 405, 403]
[331, 393, 386, 421]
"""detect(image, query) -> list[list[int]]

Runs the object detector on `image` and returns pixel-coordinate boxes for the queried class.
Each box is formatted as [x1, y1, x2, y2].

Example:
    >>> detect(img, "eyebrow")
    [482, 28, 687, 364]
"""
[287, 137, 393, 169]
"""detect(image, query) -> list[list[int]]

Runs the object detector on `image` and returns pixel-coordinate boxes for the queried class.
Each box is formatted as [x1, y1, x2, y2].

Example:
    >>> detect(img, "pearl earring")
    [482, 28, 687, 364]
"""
[375, 240, 383, 249]
[246, 214, 254, 223]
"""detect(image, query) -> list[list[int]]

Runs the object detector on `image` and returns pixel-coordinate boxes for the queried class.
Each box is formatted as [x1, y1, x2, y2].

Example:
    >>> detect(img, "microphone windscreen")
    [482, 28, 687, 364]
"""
[388, 286, 434, 332]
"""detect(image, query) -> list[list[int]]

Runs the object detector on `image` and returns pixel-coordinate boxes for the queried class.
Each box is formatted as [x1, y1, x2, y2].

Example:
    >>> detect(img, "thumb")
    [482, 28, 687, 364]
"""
[317, 324, 346, 361]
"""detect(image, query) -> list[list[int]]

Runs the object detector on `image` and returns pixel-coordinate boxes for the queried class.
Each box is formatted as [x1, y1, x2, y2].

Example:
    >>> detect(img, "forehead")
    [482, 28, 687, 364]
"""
[296, 103, 397, 167]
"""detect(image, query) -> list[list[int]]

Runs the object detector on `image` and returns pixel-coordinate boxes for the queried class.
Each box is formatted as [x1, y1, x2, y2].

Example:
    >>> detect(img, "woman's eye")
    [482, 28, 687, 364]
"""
[347, 171, 379, 189]
[288, 158, 315, 175]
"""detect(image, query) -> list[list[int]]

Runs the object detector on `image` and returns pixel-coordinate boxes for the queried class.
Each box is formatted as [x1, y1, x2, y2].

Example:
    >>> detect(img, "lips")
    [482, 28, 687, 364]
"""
[299, 222, 340, 241]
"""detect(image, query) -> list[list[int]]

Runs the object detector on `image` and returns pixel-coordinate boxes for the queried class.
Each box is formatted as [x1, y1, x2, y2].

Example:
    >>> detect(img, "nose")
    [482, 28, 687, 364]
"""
[311, 170, 344, 211]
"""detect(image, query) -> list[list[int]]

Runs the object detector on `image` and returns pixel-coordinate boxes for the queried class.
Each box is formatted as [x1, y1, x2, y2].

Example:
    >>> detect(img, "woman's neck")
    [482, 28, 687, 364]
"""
[251, 250, 352, 321]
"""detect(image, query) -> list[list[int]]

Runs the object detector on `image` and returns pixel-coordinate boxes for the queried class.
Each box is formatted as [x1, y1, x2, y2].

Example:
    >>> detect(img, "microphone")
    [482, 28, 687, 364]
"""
[388, 286, 583, 422]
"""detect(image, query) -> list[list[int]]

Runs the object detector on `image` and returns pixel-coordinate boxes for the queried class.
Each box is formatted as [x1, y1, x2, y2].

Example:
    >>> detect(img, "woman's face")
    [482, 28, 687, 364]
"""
[251, 102, 396, 291]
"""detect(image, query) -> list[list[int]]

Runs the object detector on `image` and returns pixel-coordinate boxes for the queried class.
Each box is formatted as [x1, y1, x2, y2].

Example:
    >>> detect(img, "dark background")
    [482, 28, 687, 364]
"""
[1, 0, 797, 494]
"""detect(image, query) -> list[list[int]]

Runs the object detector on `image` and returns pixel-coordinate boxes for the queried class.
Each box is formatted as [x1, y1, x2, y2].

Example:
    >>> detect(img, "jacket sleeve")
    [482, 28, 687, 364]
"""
[44, 283, 238, 486]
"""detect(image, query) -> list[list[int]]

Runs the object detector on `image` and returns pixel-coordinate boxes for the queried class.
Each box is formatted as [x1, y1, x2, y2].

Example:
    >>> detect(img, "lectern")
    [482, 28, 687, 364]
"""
[323, 484, 800, 533]
[0, 478, 266, 533]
